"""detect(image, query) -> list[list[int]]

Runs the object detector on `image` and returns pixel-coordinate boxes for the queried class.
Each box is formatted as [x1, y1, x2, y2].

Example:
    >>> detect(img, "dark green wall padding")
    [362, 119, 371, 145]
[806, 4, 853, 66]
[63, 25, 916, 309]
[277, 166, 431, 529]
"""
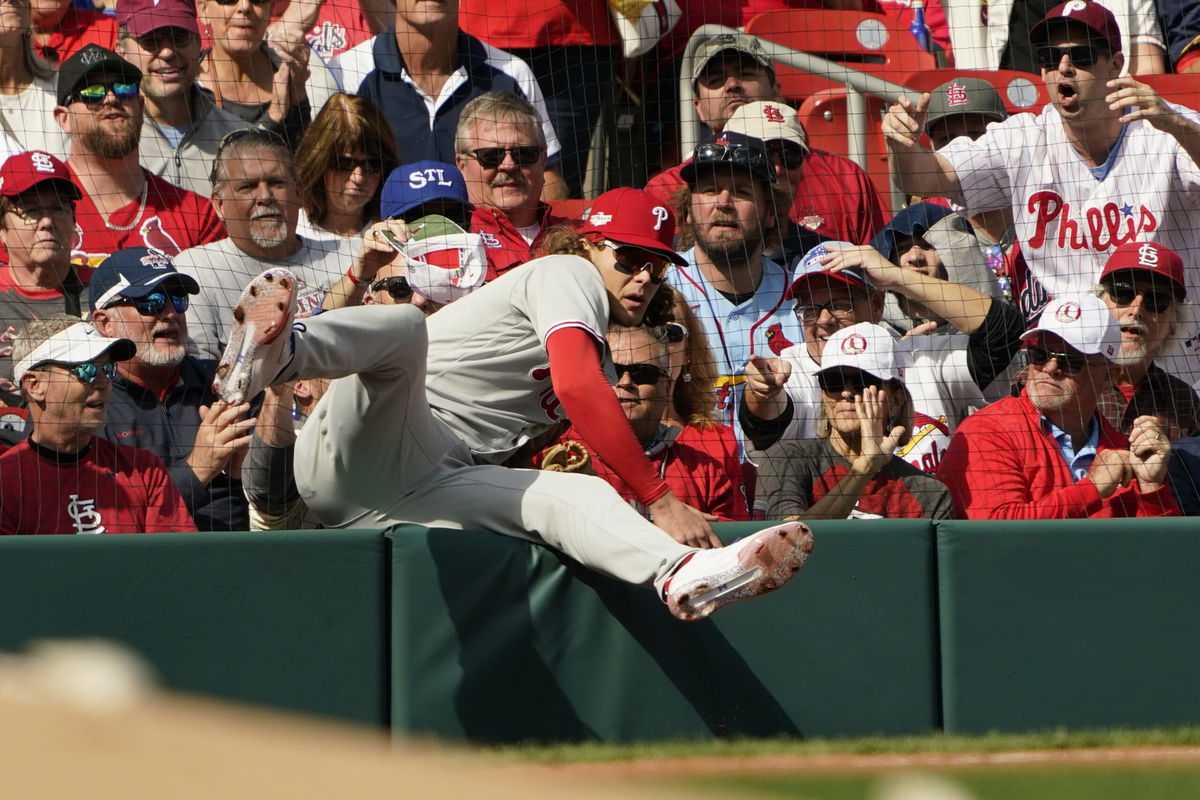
[0, 518, 1197, 742]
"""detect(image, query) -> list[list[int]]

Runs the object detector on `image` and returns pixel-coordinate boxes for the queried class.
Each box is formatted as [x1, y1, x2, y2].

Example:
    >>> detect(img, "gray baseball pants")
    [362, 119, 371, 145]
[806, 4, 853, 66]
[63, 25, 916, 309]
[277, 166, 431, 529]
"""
[289, 304, 693, 588]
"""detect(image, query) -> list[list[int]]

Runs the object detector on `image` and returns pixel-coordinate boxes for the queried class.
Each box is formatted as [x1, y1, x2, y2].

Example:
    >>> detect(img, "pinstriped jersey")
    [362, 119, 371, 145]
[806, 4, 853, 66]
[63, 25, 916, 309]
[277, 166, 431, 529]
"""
[425, 254, 611, 463]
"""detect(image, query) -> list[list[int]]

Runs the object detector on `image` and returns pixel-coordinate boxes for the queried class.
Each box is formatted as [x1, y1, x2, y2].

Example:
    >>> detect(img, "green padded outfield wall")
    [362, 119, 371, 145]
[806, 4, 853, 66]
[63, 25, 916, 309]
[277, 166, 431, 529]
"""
[387, 520, 939, 743]
[937, 518, 1200, 735]
[0, 531, 389, 726]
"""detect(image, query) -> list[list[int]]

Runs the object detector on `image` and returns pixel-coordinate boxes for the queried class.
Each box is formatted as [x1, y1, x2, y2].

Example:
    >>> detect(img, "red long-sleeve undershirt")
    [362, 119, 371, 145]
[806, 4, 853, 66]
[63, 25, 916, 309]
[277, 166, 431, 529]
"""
[545, 327, 670, 506]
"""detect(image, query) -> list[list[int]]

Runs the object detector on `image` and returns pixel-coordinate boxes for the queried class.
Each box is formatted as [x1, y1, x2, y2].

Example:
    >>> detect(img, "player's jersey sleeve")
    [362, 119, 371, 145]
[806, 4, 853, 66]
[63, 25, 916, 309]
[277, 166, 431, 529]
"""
[939, 114, 1033, 216]
[521, 255, 609, 348]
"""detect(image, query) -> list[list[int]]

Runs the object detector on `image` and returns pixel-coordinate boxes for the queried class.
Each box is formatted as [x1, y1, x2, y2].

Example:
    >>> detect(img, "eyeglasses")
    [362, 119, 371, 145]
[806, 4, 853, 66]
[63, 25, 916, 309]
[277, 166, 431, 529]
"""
[49, 361, 118, 385]
[664, 322, 688, 343]
[215, 127, 289, 159]
[614, 362, 669, 385]
[817, 368, 884, 395]
[462, 146, 543, 169]
[1037, 44, 1101, 70]
[105, 290, 190, 317]
[692, 142, 775, 182]
[331, 155, 383, 175]
[795, 297, 856, 323]
[69, 80, 140, 107]
[7, 203, 74, 223]
[768, 143, 805, 171]
[134, 28, 200, 52]
[1103, 279, 1176, 314]
[1026, 345, 1105, 375]
[211, 0, 272, 6]
[604, 241, 670, 284]
[370, 276, 413, 300]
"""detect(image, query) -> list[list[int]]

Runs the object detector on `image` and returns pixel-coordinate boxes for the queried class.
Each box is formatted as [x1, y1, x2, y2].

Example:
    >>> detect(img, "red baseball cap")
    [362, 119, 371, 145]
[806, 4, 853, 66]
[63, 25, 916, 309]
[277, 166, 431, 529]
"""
[1100, 241, 1186, 299]
[0, 151, 81, 200]
[577, 188, 685, 265]
[1030, 0, 1122, 54]
[116, 0, 200, 38]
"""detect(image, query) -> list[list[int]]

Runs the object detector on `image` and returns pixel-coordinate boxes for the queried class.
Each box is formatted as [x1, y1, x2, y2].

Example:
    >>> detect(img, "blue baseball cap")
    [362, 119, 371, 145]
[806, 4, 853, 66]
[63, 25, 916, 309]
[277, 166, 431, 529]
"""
[786, 241, 875, 299]
[380, 161, 470, 220]
[89, 247, 200, 312]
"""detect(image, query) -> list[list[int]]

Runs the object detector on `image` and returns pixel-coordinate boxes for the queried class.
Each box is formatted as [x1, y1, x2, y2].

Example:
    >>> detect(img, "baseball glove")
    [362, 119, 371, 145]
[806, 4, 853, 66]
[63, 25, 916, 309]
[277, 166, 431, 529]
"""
[539, 440, 594, 474]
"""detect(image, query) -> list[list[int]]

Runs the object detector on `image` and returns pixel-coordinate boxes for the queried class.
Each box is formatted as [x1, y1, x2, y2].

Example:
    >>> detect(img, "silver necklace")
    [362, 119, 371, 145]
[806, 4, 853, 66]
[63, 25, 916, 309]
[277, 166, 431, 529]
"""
[104, 178, 149, 232]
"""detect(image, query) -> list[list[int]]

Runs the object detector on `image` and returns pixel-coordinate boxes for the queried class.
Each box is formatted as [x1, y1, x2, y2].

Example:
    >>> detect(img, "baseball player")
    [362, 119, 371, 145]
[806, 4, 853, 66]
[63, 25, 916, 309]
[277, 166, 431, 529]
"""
[212, 188, 813, 622]
[884, 1, 1200, 381]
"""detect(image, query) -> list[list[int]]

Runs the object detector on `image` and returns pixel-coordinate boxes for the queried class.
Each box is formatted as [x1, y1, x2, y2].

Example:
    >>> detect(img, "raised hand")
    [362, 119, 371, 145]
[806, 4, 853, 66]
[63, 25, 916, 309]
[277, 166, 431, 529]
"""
[882, 92, 932, 149]
[1127, 414, 1171, 490]
[1105, 76, 1174, 127]
[852, 385, 906, 475]
[187, 401, 257, 486]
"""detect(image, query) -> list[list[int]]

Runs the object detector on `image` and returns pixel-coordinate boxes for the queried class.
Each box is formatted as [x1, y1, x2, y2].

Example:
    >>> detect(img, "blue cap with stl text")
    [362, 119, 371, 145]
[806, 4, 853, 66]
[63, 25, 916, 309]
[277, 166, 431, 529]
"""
[380, 161, 470, 220]
[88, 247, 200, 312]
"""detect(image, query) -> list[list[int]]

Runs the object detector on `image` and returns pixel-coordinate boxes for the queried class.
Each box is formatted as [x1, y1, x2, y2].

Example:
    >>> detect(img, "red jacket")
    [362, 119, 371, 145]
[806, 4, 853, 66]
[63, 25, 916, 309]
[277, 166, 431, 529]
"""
[645, 149, 885, 245]
[471, 204, 569, 282]
[936, 392, 1180, 520]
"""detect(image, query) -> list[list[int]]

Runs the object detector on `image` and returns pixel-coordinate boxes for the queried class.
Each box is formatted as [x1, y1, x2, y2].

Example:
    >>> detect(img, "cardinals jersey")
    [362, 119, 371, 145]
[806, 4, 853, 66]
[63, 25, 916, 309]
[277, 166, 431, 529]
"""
[0, 437, 197, 535]
[67, 169, 226, 268]
[939, 102, 1200, 379]
[425, 254, 610, 462]
[668, 252, 802, 443]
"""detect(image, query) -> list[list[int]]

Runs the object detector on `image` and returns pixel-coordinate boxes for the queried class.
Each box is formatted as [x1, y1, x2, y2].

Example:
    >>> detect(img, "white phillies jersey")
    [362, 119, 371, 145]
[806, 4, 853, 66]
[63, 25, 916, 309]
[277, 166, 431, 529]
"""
[424, 254, 610, 463]
[940, 102, 1200, 300]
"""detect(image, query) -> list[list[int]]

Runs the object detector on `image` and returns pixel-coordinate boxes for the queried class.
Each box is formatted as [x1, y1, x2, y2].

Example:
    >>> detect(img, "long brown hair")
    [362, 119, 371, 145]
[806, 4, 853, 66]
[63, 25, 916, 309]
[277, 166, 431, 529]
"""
[294, 93, 400, 228]
[664, 287, 720, 430]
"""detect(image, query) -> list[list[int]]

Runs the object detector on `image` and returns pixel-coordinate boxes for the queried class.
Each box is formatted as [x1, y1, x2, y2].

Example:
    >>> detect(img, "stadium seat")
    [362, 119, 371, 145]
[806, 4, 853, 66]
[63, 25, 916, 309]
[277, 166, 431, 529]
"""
[900, 68, 1049, 117]
[744, 9, 937, 106]
[1137, 73, 1200, 111]
[548, 198, 591, 222]
[796, 89, 895, 213]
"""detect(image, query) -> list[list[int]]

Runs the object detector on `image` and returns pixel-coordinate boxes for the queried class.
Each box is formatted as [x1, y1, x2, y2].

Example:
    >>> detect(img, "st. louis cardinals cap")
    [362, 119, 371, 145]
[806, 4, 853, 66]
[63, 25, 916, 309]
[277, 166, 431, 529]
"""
[56, 44, 143, 106]
[12, 322, 135, 385]
[691, 33, 774, 84]
[1099, 241, 1186, 300]
[925, 77, 1008, 127]
[724, 101, 809, 151]
[0, 151, 80, 199]
[1030, 0, 1122, 54]
[116, 0, 200, 38]
[578, 187, 686, 265]
[787, 242, 875, 299]
[817, 322, 904, 383]
[1021, 292, 1121, 361]
[89, 247, 200, 312]
[380, 161, 470, 220]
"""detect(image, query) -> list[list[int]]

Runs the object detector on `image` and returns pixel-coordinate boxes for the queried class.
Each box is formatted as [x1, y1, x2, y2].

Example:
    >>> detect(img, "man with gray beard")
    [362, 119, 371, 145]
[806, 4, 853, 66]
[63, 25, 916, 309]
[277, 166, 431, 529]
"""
[89, 247, 255, 530]
[173, 129, 355, 359]
[1093, 241, 1200, 440]
[51, 45, 224, 267]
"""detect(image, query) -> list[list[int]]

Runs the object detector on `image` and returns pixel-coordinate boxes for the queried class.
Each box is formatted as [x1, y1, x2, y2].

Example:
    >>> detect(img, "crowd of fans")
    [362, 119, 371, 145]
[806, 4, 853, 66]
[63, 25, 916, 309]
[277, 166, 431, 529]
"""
[1, 0, 1199, 540]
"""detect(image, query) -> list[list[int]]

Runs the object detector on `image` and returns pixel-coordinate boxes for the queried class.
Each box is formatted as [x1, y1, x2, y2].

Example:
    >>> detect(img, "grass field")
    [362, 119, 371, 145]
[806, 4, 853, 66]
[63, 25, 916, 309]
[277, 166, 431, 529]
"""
[484, 727, 1200, 800]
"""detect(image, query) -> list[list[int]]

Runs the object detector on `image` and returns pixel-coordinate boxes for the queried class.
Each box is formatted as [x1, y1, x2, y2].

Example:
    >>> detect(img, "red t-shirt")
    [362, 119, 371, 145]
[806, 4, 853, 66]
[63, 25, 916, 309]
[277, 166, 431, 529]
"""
[458, 0, 618, 48]
[33, 7, 117, 66]
[472, 204, 570, 282]
[0, 437, 198, 535]
[68, 168, 226, 268]
[645, 150, 885, 245]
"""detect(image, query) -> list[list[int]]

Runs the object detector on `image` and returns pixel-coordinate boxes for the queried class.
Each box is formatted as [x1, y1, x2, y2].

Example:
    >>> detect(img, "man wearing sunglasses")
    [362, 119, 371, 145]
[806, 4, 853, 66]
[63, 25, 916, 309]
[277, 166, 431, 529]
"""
[0, 152, 86, 432]
[1093, 241, 1200, 440]
[51, 45, 225, 268]
[89, 247, 254, 531]
[936, 293, 1178, 520]
[1, 313, 197, 534]
[115, 0, 247, 196]
[884, 1, 1200, 385]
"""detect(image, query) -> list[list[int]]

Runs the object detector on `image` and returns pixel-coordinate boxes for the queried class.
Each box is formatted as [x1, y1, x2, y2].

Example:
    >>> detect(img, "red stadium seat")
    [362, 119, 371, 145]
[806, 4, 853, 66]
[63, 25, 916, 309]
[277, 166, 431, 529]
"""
[548, 198, 591, 223]
[1136, 73, 1200, 112]
[795, 89, 894, 213]
[744, 9, 937, 106]
[900, 68, 1049, 117]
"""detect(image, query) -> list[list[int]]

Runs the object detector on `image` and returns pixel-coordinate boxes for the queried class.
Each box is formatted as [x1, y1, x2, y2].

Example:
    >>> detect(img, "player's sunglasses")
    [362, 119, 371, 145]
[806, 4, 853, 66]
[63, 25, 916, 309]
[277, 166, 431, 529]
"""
[50, 361, 118, 385]
[331, 155, 383, 175]
[693, 142, 775, 182]
[105, 290, 190, 317]
[462, 146, 543, 169]
[817, 368, 884, 395]
[1103, 279, 1176, 314]
[603, 241, 670, 284]
[1025, 345, 1104, 375]
[69, 80, 140, 106]
[1037, 44, 1100, 69]
[614, 362, 669, 385]
[795, 297, 856, 323]
[370, 276, 414, 300]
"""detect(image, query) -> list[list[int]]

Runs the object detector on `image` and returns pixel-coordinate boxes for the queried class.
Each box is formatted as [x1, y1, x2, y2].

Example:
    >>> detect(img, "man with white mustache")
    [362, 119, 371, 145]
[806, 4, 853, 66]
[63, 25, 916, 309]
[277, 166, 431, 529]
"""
[172, 128, 357, 360]
[89, 247, 255, 530]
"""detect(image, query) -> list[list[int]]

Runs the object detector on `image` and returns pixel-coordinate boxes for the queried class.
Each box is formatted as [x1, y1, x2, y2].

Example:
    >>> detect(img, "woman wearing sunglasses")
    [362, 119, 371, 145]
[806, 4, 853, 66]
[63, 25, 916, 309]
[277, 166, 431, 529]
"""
[294, 93, 399, 241]
[756, 322, 954, 521]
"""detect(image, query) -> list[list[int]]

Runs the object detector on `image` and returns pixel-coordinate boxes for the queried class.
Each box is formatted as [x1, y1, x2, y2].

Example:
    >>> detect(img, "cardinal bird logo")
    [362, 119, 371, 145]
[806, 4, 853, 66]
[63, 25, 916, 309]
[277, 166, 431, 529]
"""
[139, 216, 182, 256]
[912, 412, 951, 436]
[764, 323, 795, 355]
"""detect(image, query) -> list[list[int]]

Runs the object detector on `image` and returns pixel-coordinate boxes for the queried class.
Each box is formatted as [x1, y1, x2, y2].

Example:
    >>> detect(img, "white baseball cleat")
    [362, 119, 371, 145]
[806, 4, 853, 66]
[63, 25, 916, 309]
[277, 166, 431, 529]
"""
[662, 521, 814, 622]
[212, 269, 298, 405]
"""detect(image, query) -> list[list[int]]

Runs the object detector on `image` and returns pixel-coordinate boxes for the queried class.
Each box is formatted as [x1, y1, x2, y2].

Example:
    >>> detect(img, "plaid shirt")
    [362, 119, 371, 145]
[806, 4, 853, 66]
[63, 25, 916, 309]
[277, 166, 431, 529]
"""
[1096, 363, 1200, 441]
